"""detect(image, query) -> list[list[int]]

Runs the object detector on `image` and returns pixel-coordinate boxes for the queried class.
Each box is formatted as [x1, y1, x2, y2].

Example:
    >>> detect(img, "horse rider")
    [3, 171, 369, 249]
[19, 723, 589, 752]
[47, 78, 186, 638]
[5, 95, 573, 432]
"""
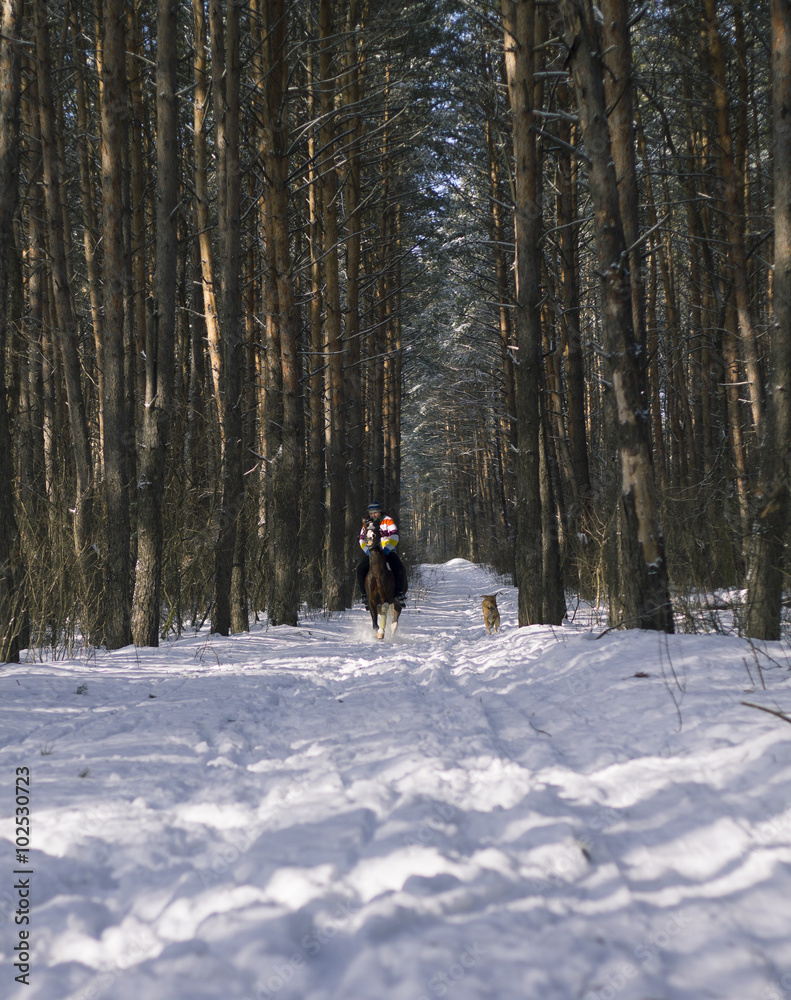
[357, 501, 407, 610]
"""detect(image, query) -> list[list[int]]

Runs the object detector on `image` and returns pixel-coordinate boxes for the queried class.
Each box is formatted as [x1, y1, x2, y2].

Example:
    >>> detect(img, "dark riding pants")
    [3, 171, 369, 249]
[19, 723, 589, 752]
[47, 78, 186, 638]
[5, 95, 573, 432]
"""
[357, 551, 407, 600]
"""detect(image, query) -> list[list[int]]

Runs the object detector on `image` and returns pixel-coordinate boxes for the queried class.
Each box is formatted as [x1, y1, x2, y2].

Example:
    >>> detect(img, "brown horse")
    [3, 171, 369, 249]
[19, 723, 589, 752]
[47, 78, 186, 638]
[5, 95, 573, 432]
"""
[363, 519, 402, 639]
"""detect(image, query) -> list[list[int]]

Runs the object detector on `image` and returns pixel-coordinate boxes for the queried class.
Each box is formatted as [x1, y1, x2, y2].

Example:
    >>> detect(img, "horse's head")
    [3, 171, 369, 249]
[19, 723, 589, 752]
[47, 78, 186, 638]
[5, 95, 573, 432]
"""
[365, 519, 380, 549]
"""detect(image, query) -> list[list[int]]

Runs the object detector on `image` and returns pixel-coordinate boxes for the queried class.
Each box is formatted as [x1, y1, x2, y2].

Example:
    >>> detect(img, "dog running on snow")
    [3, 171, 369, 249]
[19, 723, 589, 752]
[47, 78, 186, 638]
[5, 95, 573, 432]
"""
[481, 594, 500, 634]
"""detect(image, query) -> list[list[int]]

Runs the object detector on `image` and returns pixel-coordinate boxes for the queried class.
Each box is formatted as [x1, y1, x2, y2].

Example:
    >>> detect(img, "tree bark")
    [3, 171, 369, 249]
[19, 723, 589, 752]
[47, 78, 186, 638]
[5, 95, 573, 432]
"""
[702, 0, 764, 439]
[601, 0, 646, 366]
[35, 0, 100, 639]
[484, 108, 517, 547]
[745, 0, 791, 639]
[258, 0, 303, 626]
[302, 35, 324, 606]
[556, 81, 591, 502]
[559, 0, 673, 632]
[344, 0, 366, 571]
[132, 0, 179, 646]
[127, 0, 148, 426]
[501, 0, 544, 625]
[192, 0, 223, 430]
[320, 0, 348, 612]
[70, 5, 103, 435]
[99, 0, 133, 649]
[210, 0, 247, 635]
[0, 0, 23, 661]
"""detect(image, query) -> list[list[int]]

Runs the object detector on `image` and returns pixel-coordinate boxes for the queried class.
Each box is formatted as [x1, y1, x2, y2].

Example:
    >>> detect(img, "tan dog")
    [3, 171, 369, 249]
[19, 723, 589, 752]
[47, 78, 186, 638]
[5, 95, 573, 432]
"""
[482, 594, 500, 634]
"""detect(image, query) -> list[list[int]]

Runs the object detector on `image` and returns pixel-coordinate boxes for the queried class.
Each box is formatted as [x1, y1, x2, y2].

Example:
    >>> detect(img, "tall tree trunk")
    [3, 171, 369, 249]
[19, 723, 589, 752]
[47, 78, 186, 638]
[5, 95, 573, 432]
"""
[259, 0, 303, 626]
[0, 0, 23, 661]
[210, 0, 247, 635]
[384, 199, 403, 512]
[723, 299, 751, 552]
[540, 396, 566, 625]
[99, 0, 132, 649]
[601, 0, 646, 366]
[18, 120, 46, 531]
[223, 0, 247, 635]
[559, 0, 673, 632]
[127, 0, 147, 424]
[23, 74, 54, 527]
[368, 56, 391, 511]
[344, 0, 365, 565]
[703, 0, 764, 439]
[501, 0, 544, 624]
[320, 0, 347, 612]
[35, 0, 100, 639]
[485, 109, 517, 548]
[132, 0, 179, 646]
[192, 0, 223, 428]
[556, 81, 591, 502]
[70, 5, 103, 430]
[745, 0, 791, 639]
[303, 36, 324, 606]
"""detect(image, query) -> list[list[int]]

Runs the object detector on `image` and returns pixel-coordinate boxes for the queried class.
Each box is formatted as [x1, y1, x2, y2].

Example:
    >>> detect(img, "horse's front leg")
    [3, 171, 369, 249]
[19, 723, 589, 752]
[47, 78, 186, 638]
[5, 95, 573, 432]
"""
[376, 602, 389, 640]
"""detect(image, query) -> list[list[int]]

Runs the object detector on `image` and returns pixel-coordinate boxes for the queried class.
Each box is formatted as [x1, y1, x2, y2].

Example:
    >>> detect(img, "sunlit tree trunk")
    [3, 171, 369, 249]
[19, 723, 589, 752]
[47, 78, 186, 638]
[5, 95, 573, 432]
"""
[560, 0, 673, 632]
[127, 1, 147, 422]
[259, 0, 303, 626]
[344, 0, 365, 557]
[132, 0, 179, 646]
[0, 0, 23, 661]
[723, 300, 751, 551]
[192, 0, 222, 428]
[100, 0, 133, 649]
[70, 6, 103, 433]
[18, 76, 46, 532]
[703, 0, 764, 439]
[601, 0, 646, 366]
[320, 0, 347, 611]
[302, 36, 324, 606]
[35, 0, 100, 638]
[746, 0, 791, 639]
[501, 0, 544, 624]
[556, 81, 590, 502]
[368, 55, 391, 511]
[210, 0, 247, 635]
[485, 108, 517, 546]
[384, 199, 403, 512]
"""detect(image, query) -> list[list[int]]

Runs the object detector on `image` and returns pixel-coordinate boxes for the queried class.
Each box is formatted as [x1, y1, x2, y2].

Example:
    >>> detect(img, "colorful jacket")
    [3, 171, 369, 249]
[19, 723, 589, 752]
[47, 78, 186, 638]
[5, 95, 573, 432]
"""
[360, 514, 399, 554]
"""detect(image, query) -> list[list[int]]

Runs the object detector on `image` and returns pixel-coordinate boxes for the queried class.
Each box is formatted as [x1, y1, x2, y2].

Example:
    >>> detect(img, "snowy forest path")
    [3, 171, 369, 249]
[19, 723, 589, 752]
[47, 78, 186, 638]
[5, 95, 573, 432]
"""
[2, 560, 791, 1000]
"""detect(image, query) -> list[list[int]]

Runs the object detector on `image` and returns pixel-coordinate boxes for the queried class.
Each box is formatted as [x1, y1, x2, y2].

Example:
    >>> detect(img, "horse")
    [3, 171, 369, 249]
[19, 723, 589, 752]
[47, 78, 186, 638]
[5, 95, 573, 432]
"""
[363, 519, 403, 639]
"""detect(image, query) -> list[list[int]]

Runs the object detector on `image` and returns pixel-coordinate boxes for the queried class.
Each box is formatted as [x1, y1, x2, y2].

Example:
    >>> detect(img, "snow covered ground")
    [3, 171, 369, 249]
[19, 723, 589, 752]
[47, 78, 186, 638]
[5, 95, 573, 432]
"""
[2, 558, 791, 1000]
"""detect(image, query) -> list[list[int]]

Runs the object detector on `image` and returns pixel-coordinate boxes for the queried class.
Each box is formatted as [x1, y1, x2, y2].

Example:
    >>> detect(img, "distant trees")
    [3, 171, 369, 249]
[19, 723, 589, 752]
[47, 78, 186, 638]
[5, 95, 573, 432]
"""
[1, 0, 790, 656]
[402, 0, 787, 637]
[0, 0, 437, 656]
